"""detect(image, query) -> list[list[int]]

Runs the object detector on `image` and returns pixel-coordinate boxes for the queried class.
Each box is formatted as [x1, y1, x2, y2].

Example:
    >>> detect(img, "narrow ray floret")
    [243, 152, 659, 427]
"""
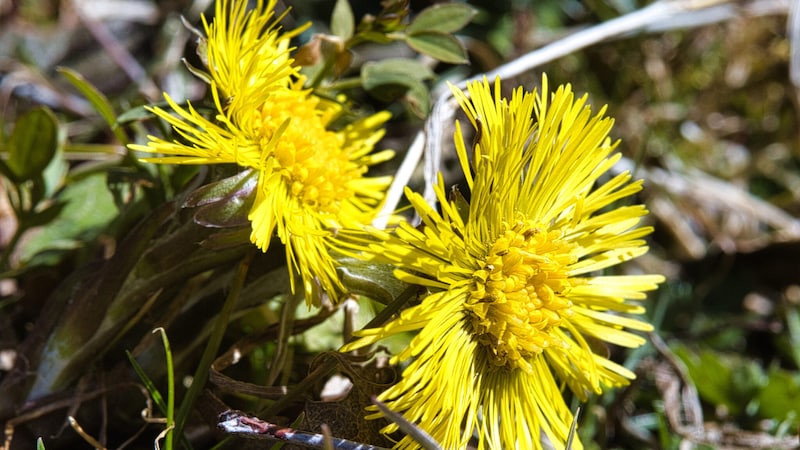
[341, 76, 664, 449]
[129, 0, 395, 304]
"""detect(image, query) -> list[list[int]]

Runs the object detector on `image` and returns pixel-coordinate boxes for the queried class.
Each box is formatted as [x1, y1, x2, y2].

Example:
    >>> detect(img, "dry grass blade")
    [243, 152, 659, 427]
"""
[216, 410, 390, 449]
[67, 416, 106, 450]
[370, 396, 442, 450]
[565, 407, 580, 450]
[614, 156, 800, 257]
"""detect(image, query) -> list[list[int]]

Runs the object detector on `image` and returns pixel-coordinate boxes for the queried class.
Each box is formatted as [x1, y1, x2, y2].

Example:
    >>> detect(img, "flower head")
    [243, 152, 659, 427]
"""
[130, 0, 394, 304]
[342, 76, 664, 449]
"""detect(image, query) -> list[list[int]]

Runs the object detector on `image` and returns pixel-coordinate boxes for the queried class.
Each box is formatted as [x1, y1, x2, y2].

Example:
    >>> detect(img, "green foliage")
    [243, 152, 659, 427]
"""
[299, 0, 474, 116]
[331, 0, 355, 40]
[126, 350, 169, 417]
[672, 344, 762, 417]
[674, 343, 800, 429]
[361, 58, 434, 117]
[406, 3, 476, 34]
[756, 368, 800, 428]
[404, 31, 468, 64]
[16, 173, 116, 265]
[184, 170, 257, 228]
[58, 67, 128, 145]
[155, 328, 176, 450]
[3, 107, 58, 182]
[127, 331, 177, 450]
[0, 106, 69, 271]
[401, 2, 476, 63]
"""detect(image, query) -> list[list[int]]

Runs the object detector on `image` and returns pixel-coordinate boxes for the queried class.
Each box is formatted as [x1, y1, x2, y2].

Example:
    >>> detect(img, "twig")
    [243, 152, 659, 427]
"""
[2, 383, 153, 450]
[217, 410, 390, 450]
[67, 416, 106, 450]
[256, 284, 418, 420]
[209, 307, 337, 399]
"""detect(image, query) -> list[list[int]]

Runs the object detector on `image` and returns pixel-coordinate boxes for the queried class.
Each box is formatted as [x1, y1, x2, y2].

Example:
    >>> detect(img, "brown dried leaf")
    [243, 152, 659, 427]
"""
[292, 352, 396, 448]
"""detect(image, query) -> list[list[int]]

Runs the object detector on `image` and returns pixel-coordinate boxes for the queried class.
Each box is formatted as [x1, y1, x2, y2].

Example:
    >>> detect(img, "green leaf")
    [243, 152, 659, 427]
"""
[17, 173, 118, 265]
[19, 202, 66, 228]
[405, 31, 468, 64]
[407, 3, 477, 34]
[40, 147, 68, 199]
[184, 170, 257, 228]
[57, 67, 114, 125]
[7, 107, 59, 182]
[673, 345, 766, 417]
[183, 169, 256, 208]
[783, 307, 800, 368]
[756, 367, 800, 427]
[335, 255, 410, 306]
[26, 146, 67, 207]
[37, 438, 46, 450]
[404, 79, 432, 118]
[201, 228, 251, 250]
[126, 350, 168, 416]
[193, 189, 254, 229]
[57, 67, 128, 145]
[331, 0, 354, 40]
[362, 58, 433, 116]
[153, 328, 175, 450]
[0, 159, 15, 182]
[362, 58, 434, 90]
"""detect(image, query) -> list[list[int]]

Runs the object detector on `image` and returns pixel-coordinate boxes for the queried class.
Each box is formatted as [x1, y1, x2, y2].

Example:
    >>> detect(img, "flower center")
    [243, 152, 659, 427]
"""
[253, 90, 360, 213]
[466, 220, 575, 371]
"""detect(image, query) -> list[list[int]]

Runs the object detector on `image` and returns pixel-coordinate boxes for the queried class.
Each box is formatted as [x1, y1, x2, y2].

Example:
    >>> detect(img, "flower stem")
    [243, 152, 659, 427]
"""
[173, 249, 256, 441]
[256, 284, 419, 419]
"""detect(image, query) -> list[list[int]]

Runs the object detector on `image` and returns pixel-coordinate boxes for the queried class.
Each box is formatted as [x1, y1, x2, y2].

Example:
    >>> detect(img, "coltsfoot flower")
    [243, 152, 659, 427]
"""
[130, 0, 394, 304]
[341, 76, 664, 449]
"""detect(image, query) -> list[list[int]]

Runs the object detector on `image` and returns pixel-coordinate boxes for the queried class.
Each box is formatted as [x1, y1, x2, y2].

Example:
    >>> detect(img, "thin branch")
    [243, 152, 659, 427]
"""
[217, 410, 390, 450]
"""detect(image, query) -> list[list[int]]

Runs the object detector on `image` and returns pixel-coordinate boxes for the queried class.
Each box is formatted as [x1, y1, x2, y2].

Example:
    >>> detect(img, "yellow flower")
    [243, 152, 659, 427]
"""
[129, 0, 394, 304]
[341, 76, 664, 449]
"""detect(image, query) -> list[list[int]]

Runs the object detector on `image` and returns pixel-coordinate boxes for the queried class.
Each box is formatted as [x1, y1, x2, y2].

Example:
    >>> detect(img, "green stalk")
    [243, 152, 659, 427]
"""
[153, 328, 175, 450]
[173, 249, 255, 441]
[257, 284, 418, 419]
